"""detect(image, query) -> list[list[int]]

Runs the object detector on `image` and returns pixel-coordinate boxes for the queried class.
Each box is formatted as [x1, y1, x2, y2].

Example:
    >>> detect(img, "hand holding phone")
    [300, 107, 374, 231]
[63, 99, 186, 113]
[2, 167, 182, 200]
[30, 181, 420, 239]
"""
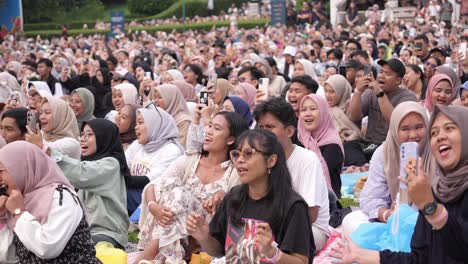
[27, 111, 40, 134]
[208, 74, 218, 90]
[200, 91, 210, 106]
[400, 142, 419, 190]
[258, 78, 269, 101]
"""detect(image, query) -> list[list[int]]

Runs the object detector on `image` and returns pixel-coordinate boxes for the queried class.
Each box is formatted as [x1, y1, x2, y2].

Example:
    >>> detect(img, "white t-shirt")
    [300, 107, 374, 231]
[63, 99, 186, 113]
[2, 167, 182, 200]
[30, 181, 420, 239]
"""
[287, 145, 330, 235]
[125, 141, 183, 181]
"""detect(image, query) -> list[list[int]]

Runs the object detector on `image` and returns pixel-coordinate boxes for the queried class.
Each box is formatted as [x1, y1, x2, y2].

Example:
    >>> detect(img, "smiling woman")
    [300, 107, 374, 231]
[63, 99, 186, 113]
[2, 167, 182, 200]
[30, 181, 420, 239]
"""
[70, 87, 96, 129]
[423, 74, 454, 116]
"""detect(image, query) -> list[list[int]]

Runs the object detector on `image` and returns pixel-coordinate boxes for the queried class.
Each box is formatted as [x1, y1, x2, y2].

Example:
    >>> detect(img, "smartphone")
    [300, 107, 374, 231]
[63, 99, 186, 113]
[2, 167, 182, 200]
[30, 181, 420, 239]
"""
[310, 49, 316, 57]
[208, 73, 218, 90]
[364, 65, 372, 76]
[410, 56, 418, 65]
[27, 110, 40, 133]
[339, 65, 347, 77]
[144, 72, 152, 80]
[9, 93, 19, 104]
[399, 142, 419, 190]
[137, 95, 143, 106]
[460, 43, 467, 61]
[0, 185, 7, 196]
[414, 42, 423, 51]
[200, 91, 209, 106]
[258, 78, 269, 100]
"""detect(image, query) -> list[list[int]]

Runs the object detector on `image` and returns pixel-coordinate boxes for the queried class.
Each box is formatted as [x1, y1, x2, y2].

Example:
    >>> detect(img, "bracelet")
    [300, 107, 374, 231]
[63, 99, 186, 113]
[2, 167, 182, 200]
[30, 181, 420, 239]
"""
[263, 247, 283, 263]
[383, 209, 390, 223]
[428, 205, 448, 230]
[147, 201, 157, 209]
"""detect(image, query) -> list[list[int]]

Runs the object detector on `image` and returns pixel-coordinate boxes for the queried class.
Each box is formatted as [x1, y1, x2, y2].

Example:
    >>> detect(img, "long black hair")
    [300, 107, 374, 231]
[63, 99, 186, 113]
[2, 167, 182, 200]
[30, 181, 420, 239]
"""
[226, 129, 295, 231]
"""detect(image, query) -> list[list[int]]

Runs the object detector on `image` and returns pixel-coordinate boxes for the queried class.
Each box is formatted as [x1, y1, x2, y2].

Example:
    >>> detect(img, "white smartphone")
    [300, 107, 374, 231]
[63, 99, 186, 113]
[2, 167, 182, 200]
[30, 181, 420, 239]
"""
[208, 73, 218, 90]
[460, 43, 467, 61]
[258, 78, 269, 100]
[399, 142, 419, 190]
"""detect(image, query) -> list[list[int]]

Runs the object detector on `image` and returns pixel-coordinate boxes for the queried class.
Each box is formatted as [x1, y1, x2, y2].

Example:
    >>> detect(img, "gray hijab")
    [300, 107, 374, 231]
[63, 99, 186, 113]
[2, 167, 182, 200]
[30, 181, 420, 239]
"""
[430, 105, 468, 203]
[137, 105, 183, 153]
[435, 66, 460, 100]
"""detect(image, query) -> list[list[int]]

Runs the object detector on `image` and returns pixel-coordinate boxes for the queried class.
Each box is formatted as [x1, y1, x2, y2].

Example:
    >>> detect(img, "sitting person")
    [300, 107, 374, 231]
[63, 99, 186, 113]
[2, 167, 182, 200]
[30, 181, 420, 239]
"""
[233, 82, 257, 112]
[0, 108, 28, 144]
[0, 141, 101, 263]
[27, 118, 130, 249]
[136, 111, 249, 263]
[298, 94, 344, 198]
[152, 84, 192, 147]
[342, 101, 435, 237]
[34, 95, 81, 159]
[324, 75, 367, 166]
[254, 97, 330, 251]
[221, 96, 254, 126]
[187, 129, 314, 264]
[115, 104, 140, 150]
[334, 105, 468, 264]
[422, 74, 454, 117]
[125, 105, 184, 214]
[105, 83, 138, 122]
[69, 87, 96, 128]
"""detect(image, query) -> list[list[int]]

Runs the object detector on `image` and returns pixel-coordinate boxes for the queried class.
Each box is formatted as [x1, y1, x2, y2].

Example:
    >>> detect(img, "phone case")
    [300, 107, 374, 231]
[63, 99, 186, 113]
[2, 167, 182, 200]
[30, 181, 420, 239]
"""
[399, 142, 419, 190]
[258, 78, 269, 100]
[200, 91, 209, 106]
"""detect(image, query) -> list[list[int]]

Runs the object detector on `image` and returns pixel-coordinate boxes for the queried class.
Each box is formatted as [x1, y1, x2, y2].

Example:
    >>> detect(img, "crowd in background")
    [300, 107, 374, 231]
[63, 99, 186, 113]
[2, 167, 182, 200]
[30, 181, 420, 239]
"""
[0, 0, 467, 263]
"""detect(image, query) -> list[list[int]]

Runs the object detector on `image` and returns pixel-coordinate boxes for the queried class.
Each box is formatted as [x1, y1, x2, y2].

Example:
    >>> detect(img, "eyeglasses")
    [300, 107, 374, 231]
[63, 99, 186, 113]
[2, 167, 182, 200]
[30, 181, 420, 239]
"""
[230, 148, 268, 162]
[425, 61, 437, 69]
[80, 132, 95, 140]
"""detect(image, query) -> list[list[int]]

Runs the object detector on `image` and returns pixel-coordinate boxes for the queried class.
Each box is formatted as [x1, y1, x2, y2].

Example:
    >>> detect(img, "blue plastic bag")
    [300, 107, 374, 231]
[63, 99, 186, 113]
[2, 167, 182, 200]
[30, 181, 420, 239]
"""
[129, 205, 141, 223]
[350, 204, 418, 252]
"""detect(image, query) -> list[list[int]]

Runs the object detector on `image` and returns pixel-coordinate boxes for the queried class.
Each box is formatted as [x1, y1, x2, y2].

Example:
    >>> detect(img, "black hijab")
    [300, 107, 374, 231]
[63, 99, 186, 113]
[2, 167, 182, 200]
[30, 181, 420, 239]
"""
[81, 118, 130, 177]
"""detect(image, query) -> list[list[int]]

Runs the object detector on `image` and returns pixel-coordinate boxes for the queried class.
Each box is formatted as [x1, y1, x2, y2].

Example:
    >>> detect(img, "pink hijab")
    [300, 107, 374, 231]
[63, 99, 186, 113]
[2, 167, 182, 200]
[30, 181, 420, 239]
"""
[423, 74, 453, 113]
[173, 80, 197, 103]
[298, 94, 344, 190]
[237, 82, 257, 112]
[0, 141, 74, 226]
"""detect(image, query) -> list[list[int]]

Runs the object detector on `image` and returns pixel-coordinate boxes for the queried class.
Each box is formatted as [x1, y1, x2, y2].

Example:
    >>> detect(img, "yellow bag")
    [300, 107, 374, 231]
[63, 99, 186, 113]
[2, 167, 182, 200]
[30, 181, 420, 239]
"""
[189, 252, 212, 264]
[95, 241, 127, 264]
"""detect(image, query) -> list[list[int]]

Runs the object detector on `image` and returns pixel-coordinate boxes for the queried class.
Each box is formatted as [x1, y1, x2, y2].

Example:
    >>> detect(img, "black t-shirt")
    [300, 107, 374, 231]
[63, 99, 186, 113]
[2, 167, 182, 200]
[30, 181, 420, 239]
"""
[320, 143, 344, 198]
[210, 186, 315, 263]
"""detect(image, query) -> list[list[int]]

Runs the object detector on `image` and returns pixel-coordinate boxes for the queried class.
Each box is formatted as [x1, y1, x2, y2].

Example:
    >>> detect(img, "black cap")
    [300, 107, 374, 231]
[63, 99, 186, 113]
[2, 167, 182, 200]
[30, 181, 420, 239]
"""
[378, 58, 406, 78]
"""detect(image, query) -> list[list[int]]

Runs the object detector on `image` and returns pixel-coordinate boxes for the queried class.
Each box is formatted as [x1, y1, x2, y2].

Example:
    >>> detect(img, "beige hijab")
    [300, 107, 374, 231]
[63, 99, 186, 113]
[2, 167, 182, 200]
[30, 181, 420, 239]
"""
[325, 75, 362, 141]
[383, 101, 435, 202]
[41, 95, 80, 141]
[154, 84, 192, 126]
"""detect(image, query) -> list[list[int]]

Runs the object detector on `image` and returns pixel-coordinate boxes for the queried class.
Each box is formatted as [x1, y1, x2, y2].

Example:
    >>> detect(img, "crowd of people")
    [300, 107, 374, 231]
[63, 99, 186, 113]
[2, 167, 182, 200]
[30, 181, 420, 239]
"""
[0, 0, 467, 263]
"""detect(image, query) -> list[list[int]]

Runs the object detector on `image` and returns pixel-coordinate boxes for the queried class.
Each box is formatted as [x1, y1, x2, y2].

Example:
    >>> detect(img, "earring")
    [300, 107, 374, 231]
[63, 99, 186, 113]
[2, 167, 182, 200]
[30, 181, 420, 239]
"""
[268, 168, 271, 175]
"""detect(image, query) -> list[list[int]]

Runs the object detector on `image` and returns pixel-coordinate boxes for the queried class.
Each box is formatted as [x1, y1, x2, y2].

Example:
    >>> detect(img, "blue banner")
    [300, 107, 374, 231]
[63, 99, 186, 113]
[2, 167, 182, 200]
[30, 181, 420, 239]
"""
[270, 0, 286, 26]
[110, 11, 125, 37]
[0, 0, 23, 39]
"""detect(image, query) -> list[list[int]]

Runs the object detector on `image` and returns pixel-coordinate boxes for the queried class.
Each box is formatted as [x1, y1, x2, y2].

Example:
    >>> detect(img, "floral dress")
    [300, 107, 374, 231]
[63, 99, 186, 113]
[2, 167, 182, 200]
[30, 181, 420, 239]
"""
[138, 154, 238, 263]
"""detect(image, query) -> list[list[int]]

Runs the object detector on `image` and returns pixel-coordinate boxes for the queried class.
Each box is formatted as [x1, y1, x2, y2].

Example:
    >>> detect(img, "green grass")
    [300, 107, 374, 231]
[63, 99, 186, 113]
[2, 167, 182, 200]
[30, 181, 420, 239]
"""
[128, 230, 139, 243]
[339, 197, 359, 208]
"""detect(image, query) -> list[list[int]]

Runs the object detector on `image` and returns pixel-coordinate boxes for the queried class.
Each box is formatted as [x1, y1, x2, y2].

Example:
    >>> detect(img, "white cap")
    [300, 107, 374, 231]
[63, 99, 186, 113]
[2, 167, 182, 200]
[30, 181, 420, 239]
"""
[283, 46, 297, 57]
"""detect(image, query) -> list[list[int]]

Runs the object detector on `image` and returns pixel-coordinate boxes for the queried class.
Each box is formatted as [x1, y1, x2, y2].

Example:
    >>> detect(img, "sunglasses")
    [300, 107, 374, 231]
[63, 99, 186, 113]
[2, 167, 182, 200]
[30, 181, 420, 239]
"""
[230, 148, 268, 162]
[425, 62, 437, 69]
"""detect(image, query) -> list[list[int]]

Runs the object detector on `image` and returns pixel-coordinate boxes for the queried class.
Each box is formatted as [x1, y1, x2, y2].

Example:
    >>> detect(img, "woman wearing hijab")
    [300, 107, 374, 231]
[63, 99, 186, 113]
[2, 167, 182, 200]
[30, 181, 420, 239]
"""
[152, 84, 192, 147]
[233, 82, 257, 112]
[255, 59, 287, 97]
[0, 141, 101, 263]
[423, 74, 454, 117]
[136, 112, 248, 263]
[116, 104, 140, 150]
[342, 101, 435, 236]
[162, 69, 184, 84]
[222, 96, 253, 126]
[334, 105, 468, 264]
[69, 88, 96, 129]
[459, 81, 468, 107]
[106, 82, 138, 123]
[92, 68, 112, 118]
[125, 105, 184, 214]
[294, 59, 326, 97]
[298, 94, 344, 198]
[26, 95, 81, 159]
[173, 80, 197, 103]
[43, 118, 130, 249]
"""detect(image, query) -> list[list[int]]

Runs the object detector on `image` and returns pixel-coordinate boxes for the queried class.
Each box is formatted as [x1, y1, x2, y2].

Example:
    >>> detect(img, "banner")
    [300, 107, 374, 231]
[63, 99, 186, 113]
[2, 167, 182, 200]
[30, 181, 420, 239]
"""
[0, 0, 23, 39]
[270, 0, 286, 26]
[110, 11, 125, 37]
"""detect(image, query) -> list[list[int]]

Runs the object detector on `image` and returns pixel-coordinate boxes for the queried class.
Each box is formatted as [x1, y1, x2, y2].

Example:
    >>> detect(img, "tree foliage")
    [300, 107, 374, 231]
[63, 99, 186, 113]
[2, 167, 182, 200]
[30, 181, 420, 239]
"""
[22, 0, 105, 23]
[128, 0, 176, 16]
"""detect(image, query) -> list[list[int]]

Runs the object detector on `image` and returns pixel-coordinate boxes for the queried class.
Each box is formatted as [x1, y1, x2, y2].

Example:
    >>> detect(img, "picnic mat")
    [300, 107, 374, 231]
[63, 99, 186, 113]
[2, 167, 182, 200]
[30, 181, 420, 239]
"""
[313, 227, 343, 264]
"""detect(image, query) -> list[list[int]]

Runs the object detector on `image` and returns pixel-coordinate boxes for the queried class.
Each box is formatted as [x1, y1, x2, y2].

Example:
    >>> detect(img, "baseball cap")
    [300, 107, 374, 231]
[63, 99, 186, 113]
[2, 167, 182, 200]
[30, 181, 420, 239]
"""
[378, 58, 406, 78]
[429, 47, 447, 57]
[283, 46, 297, 57]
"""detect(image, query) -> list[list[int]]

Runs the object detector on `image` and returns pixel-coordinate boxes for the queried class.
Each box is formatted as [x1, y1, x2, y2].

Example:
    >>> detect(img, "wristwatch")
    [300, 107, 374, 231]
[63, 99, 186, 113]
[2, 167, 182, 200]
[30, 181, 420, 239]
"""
[376, 91, 385, 98]
[422, 201, 438, 216]
[13, 208, 24, 216]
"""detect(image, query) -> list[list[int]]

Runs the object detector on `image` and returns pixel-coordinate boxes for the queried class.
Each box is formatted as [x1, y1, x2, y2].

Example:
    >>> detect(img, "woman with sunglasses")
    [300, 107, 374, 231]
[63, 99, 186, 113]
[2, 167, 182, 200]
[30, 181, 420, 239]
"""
[422, 74, 454, 117]
[423, 57, 442, 84]
[135, 112, 248, 263]
[125, 105, 184, 214]
[187, 129, 313, 264]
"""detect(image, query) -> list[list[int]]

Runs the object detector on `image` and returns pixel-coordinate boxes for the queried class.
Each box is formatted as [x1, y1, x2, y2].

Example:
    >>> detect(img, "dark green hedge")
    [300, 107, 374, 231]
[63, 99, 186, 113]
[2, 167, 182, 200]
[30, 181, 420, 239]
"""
[24, 19, 270, 38]
[128, 0, 176, 16]
[24, 0, 248, 31]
